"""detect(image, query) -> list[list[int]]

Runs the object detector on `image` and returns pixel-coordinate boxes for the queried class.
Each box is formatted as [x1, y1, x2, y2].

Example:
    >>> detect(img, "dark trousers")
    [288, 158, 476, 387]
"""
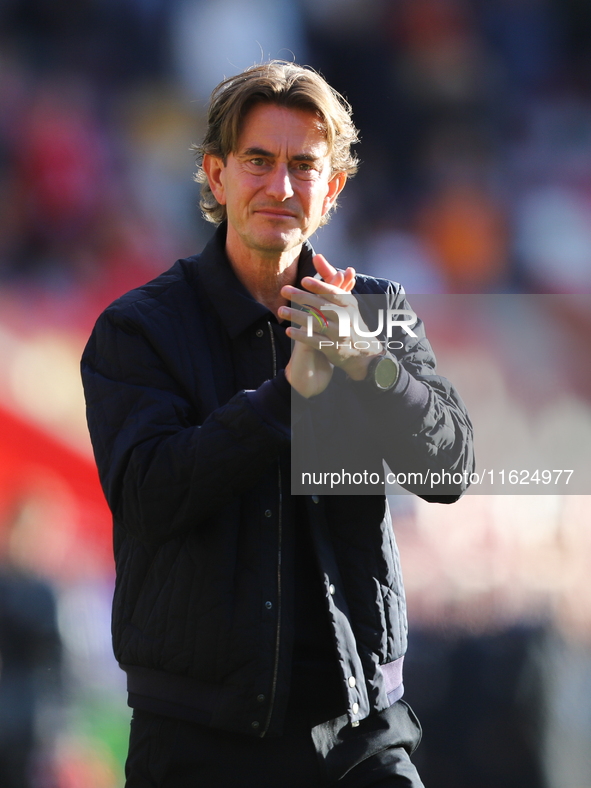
[125, 708, 424, 787]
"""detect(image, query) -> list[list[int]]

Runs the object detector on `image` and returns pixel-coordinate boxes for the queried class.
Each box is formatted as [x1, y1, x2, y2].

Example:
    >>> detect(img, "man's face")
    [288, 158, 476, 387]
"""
[205, 103, 346, 259]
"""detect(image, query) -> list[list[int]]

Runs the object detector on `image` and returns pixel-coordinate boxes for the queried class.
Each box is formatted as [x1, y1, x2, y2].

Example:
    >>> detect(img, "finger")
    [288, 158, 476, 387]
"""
[287, 326, 356, 363]
[286, 325, 322, 345]
[298, 278, 356, 307]
[286, 325, 334, 347]
[330, 271, 345, 288]
[282, 287, 350, 316]
[313, 254, 353, 293]
[278, 305, 318, 328]
[342, 267, 356, 292]
[312, 253, 337, 280]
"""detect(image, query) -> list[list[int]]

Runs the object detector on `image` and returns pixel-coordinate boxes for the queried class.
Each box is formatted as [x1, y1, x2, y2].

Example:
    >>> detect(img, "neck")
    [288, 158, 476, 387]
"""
[226, 241, 303, 318]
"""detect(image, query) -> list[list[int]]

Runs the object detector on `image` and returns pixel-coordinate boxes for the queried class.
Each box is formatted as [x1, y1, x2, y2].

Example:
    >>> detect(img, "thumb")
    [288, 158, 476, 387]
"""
[313, 253, 337, 280]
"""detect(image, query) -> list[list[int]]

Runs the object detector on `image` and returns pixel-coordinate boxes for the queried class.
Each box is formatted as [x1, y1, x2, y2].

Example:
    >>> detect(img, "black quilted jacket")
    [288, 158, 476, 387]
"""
[81, 225, 474, 738]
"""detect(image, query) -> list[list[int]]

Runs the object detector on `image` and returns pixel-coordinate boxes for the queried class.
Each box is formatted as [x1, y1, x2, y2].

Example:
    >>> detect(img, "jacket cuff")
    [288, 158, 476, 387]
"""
[392, 364, 430, 416]
[246, 371, 291, 437]
[355, 363, 430, 425]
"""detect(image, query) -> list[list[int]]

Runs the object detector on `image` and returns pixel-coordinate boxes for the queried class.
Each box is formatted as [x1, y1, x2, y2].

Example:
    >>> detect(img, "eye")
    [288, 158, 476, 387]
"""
[249, 157, 266, 166]
[292, 161, 320, 179]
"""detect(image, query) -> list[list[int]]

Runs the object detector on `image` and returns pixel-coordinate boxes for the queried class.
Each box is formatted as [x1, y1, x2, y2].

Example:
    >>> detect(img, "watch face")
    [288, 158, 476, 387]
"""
[375, 356, 398, 390]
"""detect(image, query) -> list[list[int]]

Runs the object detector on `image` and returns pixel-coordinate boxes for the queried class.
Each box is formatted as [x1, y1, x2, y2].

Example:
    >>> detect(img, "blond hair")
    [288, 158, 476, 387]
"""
[192, 61, 359, 225]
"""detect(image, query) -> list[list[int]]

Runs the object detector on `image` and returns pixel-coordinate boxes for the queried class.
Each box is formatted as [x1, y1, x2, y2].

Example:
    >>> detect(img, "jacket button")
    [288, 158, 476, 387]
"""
[257, 694, 266, 704]
[352, 702, 359, 715]
[265, 509, 272, 518]
[348, 676, 356, 688]
[251, 721, 260, 730]
[311, 495, 319, 504]
[256, 329, 264, 338]
[329, 584, 336, 596]
[265, 601, 273, 610]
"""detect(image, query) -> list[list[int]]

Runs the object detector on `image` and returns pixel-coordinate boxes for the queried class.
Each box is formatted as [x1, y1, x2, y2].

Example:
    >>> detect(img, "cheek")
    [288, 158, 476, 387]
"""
[227, 178, 258, 208]
[306, 183, 327, 209]
[221, 186, 244, 215]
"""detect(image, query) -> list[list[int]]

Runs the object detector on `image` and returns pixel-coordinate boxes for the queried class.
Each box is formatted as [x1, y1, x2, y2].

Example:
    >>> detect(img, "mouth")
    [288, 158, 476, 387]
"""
[254, 207, 299, 219]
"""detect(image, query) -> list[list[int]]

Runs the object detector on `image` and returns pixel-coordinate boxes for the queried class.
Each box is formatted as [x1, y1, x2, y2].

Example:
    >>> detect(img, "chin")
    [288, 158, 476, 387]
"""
[254, 230, 304, 253]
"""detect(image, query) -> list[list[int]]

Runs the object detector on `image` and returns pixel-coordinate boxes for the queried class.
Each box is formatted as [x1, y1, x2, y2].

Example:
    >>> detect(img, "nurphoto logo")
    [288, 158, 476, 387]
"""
[304, 306, 418, 339]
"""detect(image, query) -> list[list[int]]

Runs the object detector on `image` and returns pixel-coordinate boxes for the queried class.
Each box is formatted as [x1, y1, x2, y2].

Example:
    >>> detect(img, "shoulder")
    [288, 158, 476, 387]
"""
[82, 255, 208, 371]
[97, 256, 202, 333]
[352, 271, 404, 299]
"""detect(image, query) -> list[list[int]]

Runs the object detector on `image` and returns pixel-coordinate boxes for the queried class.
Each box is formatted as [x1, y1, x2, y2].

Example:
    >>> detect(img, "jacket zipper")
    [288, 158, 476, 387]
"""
[261, 320, 282, 737]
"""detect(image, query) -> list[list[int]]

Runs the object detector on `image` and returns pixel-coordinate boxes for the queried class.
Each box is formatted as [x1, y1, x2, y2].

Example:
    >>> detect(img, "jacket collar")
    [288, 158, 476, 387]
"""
[195, 223, 316, 340]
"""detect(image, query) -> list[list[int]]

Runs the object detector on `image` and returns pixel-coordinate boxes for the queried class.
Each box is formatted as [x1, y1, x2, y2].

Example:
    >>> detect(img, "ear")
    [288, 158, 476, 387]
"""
[322, 171, 347, 217]
[202, 153, 227, 205]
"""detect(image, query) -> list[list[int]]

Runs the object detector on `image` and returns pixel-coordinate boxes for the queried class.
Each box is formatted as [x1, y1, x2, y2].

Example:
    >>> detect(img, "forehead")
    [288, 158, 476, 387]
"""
[235, 103, 329, 158]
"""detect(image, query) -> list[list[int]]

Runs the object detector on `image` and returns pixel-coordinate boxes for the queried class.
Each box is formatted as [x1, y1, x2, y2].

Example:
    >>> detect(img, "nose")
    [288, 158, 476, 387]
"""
[265, 164, 294, 202]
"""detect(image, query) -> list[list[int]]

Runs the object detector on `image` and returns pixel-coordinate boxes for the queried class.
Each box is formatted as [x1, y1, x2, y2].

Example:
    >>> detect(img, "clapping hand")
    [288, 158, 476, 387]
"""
[282, 255, 379, 398]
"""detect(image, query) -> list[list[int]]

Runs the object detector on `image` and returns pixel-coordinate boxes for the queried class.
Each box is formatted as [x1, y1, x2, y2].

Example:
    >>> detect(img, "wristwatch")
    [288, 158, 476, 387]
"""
[365, 352, 399, 392]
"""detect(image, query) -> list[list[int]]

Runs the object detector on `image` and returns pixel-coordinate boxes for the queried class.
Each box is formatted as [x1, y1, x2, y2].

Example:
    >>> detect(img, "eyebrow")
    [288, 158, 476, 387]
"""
[241, 146, 321, 163]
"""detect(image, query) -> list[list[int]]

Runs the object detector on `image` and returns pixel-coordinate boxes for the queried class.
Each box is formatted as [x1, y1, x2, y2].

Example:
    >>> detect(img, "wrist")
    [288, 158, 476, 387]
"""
[343, 354, 377, 381]
[361, 351, 399, 392]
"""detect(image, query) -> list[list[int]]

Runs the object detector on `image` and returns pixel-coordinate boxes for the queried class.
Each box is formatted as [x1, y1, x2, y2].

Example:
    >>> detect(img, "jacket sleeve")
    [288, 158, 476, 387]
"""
[81, 306, 290, 544]
[359, 284, 475, 501]
[295, 283, 475, 502]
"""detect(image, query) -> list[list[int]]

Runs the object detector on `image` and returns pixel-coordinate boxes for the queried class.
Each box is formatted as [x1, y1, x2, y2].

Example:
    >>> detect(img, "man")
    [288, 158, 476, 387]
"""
[81, 61, 474, 786]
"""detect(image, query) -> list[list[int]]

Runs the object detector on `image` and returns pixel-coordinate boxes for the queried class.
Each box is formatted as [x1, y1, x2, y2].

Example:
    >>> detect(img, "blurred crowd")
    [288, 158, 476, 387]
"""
[1, 1, 591, 787]
[0, 0, 590, 322]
